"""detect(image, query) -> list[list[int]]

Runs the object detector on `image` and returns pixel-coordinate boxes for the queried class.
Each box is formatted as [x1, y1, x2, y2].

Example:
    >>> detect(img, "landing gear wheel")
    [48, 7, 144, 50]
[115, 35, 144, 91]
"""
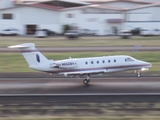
[137, 74, 141, 78]
[83, 79, 88, 85]
[136, 70, 141, 78]
[87, 79, 90, 82]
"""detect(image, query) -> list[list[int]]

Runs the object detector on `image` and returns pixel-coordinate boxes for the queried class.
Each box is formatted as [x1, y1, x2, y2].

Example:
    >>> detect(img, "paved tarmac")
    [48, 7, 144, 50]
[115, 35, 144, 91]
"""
[0, 77, 160, 95]
[0, 76, 160, 104]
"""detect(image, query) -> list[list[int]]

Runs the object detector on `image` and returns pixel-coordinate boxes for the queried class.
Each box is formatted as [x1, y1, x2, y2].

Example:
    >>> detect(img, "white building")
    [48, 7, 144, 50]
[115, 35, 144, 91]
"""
[124, 3, 160, 30]
[0, 0, 15, 9]
[0, 0, 160, 35]
[140, 0, 160, 3]
[0, 4, 61, 35]
[60, 5, 125, 35]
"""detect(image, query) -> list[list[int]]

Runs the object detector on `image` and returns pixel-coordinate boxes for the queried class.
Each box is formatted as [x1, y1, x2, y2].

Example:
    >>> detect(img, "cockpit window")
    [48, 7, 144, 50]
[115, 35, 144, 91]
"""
[126, 57, 134, 62]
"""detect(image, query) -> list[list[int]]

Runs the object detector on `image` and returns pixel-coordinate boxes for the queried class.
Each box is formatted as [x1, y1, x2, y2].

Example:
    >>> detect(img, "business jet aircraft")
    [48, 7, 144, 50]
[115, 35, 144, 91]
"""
[8, 43, 152, 85]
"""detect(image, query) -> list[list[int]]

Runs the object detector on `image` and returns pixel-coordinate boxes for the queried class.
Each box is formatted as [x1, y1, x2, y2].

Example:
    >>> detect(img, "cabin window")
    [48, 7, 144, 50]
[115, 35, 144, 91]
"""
[91, 61, 94, 64]
[114, 59, 116, 62]
[125, 59, 127, 62]
[102, 60, 105, 63]
[108, 60, 110, 63]
[85, 62, 88, 65]
[97, 61, 99, 64]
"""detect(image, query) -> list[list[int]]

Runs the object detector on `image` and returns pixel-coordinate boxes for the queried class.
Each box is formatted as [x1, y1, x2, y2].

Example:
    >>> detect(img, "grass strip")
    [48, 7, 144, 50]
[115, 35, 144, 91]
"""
[1, 36, 160, 47]
[0, 51, 159, 72]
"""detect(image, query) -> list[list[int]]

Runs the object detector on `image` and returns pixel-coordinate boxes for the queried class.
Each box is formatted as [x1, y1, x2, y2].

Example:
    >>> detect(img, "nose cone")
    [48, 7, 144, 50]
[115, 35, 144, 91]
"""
[148, 63, 152, 68]
[138, 60, 152, 67]
[139, 61, 152, 71]
[143, 61, 152, 68]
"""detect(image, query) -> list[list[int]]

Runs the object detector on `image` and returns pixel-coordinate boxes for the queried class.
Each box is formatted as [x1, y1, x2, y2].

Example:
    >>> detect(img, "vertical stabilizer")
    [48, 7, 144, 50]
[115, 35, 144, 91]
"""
[8, 43, 49, 66]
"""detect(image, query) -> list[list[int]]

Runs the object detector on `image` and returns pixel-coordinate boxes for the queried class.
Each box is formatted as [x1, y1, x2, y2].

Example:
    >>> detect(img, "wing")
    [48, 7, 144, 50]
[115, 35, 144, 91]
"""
[59, 69, 107, 77]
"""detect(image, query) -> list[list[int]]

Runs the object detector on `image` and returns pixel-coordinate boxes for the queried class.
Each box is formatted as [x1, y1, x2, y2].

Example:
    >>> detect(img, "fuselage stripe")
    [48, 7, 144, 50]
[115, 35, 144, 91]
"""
[44, 64, 151, 73]
[21, 50, 39, 53]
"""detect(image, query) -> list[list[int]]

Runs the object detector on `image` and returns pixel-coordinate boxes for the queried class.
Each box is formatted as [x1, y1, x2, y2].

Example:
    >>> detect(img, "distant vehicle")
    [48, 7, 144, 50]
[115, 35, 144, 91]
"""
[42, 29, 56, 36]
[8, 43, 152, 85]
[140, 29, 160, 36]
[140, 29, 152, 36]
[35, 29, 47, 38]
[152, 29, 160, 36]
[64, 30, 79, 39]
[0, 29, 19, 36]
[118, 30, 132, 39]
[86, 30, 96, 36]
[79, 29, 97, 36]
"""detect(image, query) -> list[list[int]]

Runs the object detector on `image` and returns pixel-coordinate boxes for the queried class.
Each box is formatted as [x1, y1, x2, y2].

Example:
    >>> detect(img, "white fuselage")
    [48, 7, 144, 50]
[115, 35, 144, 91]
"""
[8, 43, 152, 84]
[31, 55, 151, 74]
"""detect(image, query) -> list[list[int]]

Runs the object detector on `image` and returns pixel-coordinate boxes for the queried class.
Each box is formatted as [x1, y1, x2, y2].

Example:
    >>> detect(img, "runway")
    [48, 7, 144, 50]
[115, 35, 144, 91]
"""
[0, 76, 160, 117]
[0, 77, 160, 95]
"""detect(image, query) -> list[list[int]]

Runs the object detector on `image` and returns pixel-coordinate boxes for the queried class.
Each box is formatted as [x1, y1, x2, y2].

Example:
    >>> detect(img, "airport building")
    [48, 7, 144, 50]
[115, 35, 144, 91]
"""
[0, 0, 160, 35]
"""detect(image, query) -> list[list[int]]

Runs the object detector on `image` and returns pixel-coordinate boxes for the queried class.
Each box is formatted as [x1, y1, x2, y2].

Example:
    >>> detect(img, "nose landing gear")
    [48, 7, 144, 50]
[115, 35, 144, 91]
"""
[135, 70, 141, 77]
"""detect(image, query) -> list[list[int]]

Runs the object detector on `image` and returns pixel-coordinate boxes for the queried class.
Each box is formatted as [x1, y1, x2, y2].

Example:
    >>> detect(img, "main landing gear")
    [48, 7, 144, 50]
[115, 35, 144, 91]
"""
[83, 74, 90, 85]
[136, 70, 141, 78]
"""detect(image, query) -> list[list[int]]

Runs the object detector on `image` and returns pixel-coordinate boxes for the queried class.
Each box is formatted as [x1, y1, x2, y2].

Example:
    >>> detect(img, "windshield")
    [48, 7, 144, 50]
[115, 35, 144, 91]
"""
[126, 57, 135, 62]
[66, 30, 77, 33]
[141, 29, 148, 31]
[123, 32, 131, 34]
[120, 30, 131, 34]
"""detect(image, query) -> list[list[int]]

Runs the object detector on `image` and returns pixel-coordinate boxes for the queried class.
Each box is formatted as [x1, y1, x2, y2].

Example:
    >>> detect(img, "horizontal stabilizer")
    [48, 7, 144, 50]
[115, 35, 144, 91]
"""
[8, 43, 35, 49]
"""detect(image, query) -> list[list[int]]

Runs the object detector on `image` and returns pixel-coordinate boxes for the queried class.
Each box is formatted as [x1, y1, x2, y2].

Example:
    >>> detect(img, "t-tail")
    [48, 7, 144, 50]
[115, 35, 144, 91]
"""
[8, 43, 51, 70]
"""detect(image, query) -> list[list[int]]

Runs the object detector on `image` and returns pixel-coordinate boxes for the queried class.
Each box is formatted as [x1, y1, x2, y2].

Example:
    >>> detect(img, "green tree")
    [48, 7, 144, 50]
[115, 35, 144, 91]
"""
[63, 24, 71, 34]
